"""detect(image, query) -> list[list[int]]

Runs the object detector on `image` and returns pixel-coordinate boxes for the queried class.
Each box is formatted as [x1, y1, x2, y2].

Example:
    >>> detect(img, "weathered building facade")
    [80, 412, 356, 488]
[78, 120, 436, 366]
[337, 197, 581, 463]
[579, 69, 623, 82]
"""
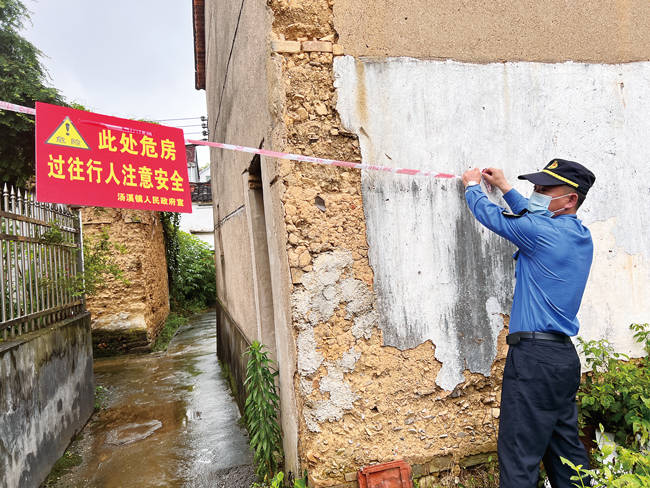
[194, 1, 650, 485]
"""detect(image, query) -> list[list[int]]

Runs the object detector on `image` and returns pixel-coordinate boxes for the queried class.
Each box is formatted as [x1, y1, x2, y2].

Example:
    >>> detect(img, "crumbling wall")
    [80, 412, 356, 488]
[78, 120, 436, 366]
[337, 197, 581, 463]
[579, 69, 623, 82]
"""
[268, 2, 508, 486]
[268, 1, 650, 486]
[81, 207, 169, 354]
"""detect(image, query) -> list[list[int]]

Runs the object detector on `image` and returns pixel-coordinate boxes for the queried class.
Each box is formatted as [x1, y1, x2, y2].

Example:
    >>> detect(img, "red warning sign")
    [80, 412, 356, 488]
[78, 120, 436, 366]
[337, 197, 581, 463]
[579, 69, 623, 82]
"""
[35, 102, 191, 213]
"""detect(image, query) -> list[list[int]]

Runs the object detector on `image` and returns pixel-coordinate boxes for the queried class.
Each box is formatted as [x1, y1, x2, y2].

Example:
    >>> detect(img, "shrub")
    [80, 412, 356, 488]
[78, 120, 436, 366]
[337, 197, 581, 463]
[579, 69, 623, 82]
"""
[576, 323, 650, 448]
[165, 228, 216, 312]
[562, 426, 650, 487]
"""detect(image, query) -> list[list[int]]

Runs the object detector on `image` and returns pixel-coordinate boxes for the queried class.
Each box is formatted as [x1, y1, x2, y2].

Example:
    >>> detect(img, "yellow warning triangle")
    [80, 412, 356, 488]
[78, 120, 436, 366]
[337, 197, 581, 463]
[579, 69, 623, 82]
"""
[45, 116, 90, 150]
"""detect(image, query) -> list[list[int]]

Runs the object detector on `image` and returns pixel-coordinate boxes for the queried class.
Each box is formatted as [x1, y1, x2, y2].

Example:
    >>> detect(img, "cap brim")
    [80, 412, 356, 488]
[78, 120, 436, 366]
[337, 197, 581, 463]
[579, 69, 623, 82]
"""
[517, 171, 567, 186]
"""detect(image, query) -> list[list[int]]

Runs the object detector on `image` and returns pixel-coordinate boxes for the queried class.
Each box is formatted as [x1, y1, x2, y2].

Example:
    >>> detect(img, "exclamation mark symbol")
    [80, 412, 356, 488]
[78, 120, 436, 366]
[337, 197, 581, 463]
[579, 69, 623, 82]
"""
[65, 122, 70, 136]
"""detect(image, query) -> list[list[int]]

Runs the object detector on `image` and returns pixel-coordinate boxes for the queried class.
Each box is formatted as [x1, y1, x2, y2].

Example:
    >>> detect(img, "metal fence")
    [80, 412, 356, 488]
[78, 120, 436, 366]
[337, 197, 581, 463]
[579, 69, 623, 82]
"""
[0, 184, 84, 340]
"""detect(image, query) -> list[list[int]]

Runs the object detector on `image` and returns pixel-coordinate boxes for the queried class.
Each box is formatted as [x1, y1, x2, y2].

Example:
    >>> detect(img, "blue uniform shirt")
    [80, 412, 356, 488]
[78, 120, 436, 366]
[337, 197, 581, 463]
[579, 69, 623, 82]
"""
[465, 185, 593, 336]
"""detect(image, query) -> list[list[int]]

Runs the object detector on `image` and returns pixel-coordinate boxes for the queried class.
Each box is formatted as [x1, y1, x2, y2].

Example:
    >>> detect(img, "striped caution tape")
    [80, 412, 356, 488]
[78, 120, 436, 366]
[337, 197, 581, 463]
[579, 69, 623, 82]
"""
[1, 100, 460, 180]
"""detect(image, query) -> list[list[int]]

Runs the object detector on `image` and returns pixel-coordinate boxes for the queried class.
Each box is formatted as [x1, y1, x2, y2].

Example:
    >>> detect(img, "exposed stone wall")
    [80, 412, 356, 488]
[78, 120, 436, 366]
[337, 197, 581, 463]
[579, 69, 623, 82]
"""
[81, 208, 169, 354]
[268, 1, 508, 485]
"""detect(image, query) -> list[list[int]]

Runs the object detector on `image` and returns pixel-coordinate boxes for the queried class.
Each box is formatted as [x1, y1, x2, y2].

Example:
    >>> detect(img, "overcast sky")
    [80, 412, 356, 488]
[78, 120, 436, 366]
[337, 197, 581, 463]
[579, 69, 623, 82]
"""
[22, 0, 209, 164]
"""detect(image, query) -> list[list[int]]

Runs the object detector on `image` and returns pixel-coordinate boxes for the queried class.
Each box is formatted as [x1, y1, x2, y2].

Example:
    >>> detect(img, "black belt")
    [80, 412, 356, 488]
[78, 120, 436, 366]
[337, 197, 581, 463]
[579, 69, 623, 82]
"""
[506, 331, 571, 345]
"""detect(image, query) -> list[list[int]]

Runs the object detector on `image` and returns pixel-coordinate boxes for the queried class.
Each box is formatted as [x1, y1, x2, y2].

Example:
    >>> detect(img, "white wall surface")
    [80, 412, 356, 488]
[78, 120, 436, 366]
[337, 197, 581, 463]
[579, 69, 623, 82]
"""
[334, 56, 650, 389]
[179, 203, 215, 249]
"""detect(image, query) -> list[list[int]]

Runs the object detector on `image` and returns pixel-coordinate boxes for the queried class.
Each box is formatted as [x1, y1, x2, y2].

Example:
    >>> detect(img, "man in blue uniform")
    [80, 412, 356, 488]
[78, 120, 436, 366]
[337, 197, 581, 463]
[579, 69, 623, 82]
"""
[461, 159, 596, 488]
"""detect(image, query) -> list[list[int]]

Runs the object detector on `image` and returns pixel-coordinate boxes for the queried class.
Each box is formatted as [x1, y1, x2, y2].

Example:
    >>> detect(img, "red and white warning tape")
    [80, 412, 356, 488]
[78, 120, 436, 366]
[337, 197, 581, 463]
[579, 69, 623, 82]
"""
[0, 100, 36, 115]
[185, 139, 458, 179]
[1, 101, 459, 180]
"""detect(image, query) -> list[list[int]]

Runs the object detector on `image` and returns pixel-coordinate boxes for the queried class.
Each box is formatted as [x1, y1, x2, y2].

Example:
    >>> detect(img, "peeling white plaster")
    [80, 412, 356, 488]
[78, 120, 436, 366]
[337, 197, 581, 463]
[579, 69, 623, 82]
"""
[292, 251, 354, 329]
[299, 377, 313, 396]
[292, 251, 373, 429]
[296, 328, 323, 376]
[334, 56, 650, 389]
[576, 218, 650, 360]
[303, 364, 360, 433]
[340, 347, 361, 372]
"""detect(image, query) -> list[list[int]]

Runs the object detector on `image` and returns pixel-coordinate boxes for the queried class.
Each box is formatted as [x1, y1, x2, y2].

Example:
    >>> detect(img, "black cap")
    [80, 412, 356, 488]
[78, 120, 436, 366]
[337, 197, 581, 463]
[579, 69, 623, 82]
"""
[518, 159, 596, 195]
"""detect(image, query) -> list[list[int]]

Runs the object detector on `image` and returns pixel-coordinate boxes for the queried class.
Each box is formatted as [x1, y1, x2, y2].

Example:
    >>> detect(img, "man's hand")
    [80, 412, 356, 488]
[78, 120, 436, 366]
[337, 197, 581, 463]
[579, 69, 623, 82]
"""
[462, 168, 482, 188]
[481, 168, 512, 194]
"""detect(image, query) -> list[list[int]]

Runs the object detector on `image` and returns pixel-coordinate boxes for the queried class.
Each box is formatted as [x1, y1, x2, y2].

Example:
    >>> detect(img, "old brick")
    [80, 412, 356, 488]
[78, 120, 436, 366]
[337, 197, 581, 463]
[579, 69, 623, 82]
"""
[332, 44, 344, 56]
[302, 40, 333, 53]
[271, 40, 301, 53]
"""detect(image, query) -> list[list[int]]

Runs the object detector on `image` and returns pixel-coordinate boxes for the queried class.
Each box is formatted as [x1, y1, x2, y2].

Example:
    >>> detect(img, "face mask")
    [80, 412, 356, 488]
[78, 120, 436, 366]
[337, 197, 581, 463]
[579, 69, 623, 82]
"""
[527, 191, 574, 215]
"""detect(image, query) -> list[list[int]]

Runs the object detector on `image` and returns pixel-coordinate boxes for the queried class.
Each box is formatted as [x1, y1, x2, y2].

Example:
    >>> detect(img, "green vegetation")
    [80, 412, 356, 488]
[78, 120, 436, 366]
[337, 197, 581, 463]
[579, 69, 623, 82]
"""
[94, 385, 109, 411]
[154, 217, 216, 352]
[0, 0, 66, 187]
[244, 341, 283, 482]
[171, 230, 216, 311]
[37, 221, 128, 297]
[95, 385, 108, 412]
[558, 323, 650, 487]
[81, 228, 130, 296]
[160, 211, 181, 297]
[151, 312, 188, 352]
[562, 432, 650, 487]
[251, 471, 308, 488]
[42, 449, 82, 487]
[160, 211, 216, 314]
[576, 324, 650, 448]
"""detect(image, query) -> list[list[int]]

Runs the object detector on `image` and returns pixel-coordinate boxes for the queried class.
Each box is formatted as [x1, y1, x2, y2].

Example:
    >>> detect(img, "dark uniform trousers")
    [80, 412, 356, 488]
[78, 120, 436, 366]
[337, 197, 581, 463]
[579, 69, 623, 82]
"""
[498, 339, 591, 488]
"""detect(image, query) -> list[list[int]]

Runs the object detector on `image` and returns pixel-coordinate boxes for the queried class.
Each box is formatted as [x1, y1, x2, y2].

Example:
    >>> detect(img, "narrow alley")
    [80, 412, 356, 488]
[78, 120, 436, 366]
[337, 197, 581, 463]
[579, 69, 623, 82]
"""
[47, 311, 254, 488]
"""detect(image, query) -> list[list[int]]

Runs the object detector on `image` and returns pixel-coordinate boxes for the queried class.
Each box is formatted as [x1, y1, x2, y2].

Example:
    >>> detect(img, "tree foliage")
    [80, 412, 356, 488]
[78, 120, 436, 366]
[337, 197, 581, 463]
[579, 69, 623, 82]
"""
[161, 210, 216, 313]
[173, 230, 216, 309]
[0, 0, 65, 186]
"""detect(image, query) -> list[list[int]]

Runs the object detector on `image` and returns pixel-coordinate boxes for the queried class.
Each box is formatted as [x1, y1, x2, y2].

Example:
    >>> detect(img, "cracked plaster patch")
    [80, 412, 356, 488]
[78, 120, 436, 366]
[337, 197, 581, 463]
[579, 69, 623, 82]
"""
[297, 328, 323, 375]
[291, 250, 373, 431]
[303, 362, 361, 433]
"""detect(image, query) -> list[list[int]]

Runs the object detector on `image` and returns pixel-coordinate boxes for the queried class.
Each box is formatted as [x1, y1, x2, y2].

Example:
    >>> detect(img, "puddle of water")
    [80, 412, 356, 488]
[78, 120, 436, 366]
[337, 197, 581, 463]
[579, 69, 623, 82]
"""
[48, 311, 252, 488]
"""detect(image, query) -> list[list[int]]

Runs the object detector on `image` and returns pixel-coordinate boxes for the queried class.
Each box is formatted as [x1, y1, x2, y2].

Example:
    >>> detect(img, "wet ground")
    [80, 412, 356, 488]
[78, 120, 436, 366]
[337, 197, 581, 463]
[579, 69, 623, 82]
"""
[47, 311, 255, 488]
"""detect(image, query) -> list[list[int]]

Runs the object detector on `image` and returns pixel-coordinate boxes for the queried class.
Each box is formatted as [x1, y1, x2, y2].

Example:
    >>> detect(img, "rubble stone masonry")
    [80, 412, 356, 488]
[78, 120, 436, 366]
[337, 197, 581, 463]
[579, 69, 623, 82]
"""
[82, 208, 169, 355]
[268, 1, 507, 485]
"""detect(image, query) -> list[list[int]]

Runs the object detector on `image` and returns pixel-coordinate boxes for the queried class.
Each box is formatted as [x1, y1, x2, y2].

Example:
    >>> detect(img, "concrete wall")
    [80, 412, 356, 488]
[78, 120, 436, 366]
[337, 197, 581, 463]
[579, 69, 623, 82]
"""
[206, 0, 270, 344]
[0, 313, 94, 488]
[204, 0, 300, 473]
[82, 208, 169, 355]
[334, 0, 650, 63]
[334, 57, 650, 388]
